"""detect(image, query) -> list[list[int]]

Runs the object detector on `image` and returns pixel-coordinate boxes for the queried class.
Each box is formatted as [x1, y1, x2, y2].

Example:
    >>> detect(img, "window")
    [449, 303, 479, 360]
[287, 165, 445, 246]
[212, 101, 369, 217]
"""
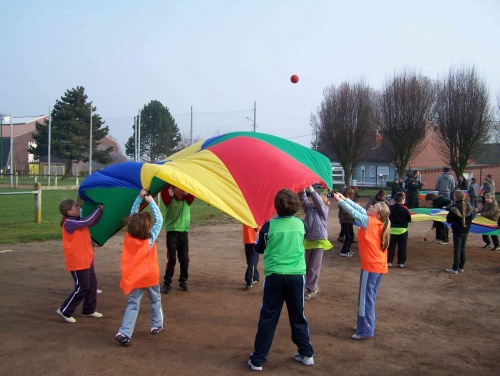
[370, 166, 375, 178]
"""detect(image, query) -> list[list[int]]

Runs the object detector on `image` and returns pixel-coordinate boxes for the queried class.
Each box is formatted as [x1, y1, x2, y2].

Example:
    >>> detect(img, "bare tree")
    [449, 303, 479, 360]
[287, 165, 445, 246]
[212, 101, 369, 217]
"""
[377, 69, 435, 178]
[316, 80, 377, 186]
[493, 91, 500, 143]
[434, 66, 495, 178]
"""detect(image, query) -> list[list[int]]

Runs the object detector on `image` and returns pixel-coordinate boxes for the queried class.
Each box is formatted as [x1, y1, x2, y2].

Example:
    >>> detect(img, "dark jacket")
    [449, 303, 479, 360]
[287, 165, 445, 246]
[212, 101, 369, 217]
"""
[389, 203, 412, 229]
[391, 182, 403, 198]
[432, 196, 452, 209]
[446, 201, 475, 234]
[406, 176, 423, 198]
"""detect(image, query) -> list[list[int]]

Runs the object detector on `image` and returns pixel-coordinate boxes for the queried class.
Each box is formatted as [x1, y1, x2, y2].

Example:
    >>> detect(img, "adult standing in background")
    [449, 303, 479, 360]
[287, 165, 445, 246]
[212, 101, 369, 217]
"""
[458, 176, 468, 191]
[436, 167, 455, 199]
[406, 170, 423, 209]
[481, 174, 496, 206]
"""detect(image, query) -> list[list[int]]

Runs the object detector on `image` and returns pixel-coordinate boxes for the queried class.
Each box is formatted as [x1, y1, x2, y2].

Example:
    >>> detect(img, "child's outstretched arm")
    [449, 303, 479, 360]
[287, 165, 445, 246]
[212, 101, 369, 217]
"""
[145, 195, 163, 244]
[332, 192, 368, 229]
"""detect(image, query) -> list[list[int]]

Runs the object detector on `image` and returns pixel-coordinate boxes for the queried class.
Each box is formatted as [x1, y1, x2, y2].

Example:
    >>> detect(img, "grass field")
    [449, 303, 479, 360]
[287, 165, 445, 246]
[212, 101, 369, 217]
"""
[0, 184, 379, 244]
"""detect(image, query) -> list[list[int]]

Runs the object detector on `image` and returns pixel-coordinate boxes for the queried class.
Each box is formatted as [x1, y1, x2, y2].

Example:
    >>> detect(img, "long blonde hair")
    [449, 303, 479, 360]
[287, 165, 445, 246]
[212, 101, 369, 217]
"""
[374, 202, 391, 250]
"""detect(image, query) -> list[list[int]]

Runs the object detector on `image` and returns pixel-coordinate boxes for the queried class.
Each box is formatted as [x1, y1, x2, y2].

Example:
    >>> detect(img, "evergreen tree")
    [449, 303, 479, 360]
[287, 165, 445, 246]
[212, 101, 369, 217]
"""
[29, 86, 112, 176]
[126, 100, 181, 162]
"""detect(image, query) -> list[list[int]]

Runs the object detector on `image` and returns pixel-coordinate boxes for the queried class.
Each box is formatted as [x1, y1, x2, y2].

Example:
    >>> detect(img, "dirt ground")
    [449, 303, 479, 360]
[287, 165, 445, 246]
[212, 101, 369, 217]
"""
[1, 198, 500, 376]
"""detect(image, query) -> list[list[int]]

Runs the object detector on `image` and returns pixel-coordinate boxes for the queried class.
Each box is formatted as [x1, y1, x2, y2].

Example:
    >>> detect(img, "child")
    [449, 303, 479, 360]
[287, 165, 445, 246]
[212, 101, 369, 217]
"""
[445, 190, 475, 274]
[338, 187, 356, 257]
[477, 193, 500, 251]
[161, 184, 195, 293]
[248, 189, 314, 371]
[331, 191, 390, 340]
[388, 192, 412, 268]
[243, 224, 261, 289]
[56, 199, 104, 323]
[115, 189, 164, 347]
[365, 189, 389, 210]
[298, 186, 333, 300]
[424, 193, 452, 244]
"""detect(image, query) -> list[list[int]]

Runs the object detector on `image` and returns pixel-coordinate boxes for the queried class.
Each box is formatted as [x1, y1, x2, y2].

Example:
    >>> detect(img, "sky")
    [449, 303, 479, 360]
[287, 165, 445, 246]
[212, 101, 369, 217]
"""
[1, 0, 499, 154]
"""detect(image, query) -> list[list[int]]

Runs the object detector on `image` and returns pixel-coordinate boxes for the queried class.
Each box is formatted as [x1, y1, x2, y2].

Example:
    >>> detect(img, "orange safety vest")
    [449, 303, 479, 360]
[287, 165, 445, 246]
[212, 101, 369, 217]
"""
[242, 224, 261, 244]
[120, 233, 160, 295]
[357, 218, 389, 274]
[61, 222, 94, 271]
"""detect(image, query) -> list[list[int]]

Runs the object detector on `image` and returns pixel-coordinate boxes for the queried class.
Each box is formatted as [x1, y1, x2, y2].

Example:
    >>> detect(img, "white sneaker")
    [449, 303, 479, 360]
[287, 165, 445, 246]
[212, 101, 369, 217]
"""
[352, 333, 369, 340]
[294, 353, 314, 366]
[81, 311, 103, 318]
[388, 263, 392, 267]
[248, 359, 262, 371]
[97, 289, 102, 294]
[445, 268, 458, 275]
[399, 264, 405, 268]
[56, 308, 76, 323]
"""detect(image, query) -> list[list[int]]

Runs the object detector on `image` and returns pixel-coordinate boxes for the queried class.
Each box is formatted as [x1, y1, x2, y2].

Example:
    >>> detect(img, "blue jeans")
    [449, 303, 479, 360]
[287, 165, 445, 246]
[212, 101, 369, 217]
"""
[356, 270, 383, 338]
[118, 285, 163, 338]
[452, 233, 468, 270]
[249, 274, 314, 367]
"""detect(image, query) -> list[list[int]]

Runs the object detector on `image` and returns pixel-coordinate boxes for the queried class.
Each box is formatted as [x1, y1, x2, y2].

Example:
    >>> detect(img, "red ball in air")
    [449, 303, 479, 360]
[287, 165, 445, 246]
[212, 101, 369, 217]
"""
[290, 74, 299, 84]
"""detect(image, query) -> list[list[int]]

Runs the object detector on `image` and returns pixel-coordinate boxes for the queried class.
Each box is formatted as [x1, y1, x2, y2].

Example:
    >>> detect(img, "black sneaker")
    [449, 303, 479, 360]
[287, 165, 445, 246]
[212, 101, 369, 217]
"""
[245, 283, 253, 290]
[115, 333, 131, 347]
[179, 282, 189, 291]
[163, 284, 171, 294]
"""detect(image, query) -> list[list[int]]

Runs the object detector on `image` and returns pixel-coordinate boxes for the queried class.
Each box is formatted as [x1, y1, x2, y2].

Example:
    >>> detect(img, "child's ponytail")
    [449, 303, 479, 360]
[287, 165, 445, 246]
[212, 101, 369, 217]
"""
[377, 202, 391, 250]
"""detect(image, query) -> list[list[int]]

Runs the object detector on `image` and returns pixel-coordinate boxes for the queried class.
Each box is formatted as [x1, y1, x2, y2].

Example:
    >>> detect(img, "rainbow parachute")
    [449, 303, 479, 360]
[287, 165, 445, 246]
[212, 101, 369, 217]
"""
[79, 132, 333, 246]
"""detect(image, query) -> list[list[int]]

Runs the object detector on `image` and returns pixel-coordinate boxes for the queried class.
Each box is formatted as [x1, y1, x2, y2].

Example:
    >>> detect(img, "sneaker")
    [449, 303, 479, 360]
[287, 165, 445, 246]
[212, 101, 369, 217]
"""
[388, 263, 392, 267]
[56, 308, 76, 323]
[179, 282, 189, 291]
[245, 283, 253, 290]
[252, 280, 258, 286]
[439, 241, 449, 245]
[163, 284, 171, 294]
[353, 325, 357, 330]
[248, 359, 262, 371]
[97, 289, 102, 294]
[352, 238, 358, 243]
[340, 252, 353, 258]
[293, 353, 314, 366]
[399, 264, 405, 269]
[81, 311, 103, 318]
[458, 268, 464, 273]
[150, 326, 165, 335]
[337, 236, 345, 243]
[115, 333, 131, 347]
[482, 244, 491, 248]
[445, 268, 458, 274]
[491, 246, 500, 251]
[304, 288, 318, 301]
[352, 333, 369, 340]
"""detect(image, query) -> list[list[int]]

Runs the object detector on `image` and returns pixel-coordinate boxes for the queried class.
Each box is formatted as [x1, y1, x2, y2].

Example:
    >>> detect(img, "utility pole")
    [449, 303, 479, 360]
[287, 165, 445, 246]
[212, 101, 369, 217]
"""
[47, 106, 51, 186]
[9, 115, 13, 187]
[89, 106, 93, 175]
[190, 106, 193, 145]
[133, 116, 137, 162]
[137, 109, 141, 162]
[253, 101, 256, 132]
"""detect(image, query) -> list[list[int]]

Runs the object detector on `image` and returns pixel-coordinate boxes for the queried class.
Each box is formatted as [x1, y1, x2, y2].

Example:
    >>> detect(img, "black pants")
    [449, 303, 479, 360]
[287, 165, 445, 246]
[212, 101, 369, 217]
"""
[164, 231, 189, 286]
[406, 196, 419, 209]
[340, 223, 354, 253]
[60, 261, 97, 316]
[482, 235, 499, 247]
[244, 243, 260, 284]
[388, 231, 408, 265]
[434, 221, 449, 242]
[452, 233, 468, 270]
[249, 274, 314, 367]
